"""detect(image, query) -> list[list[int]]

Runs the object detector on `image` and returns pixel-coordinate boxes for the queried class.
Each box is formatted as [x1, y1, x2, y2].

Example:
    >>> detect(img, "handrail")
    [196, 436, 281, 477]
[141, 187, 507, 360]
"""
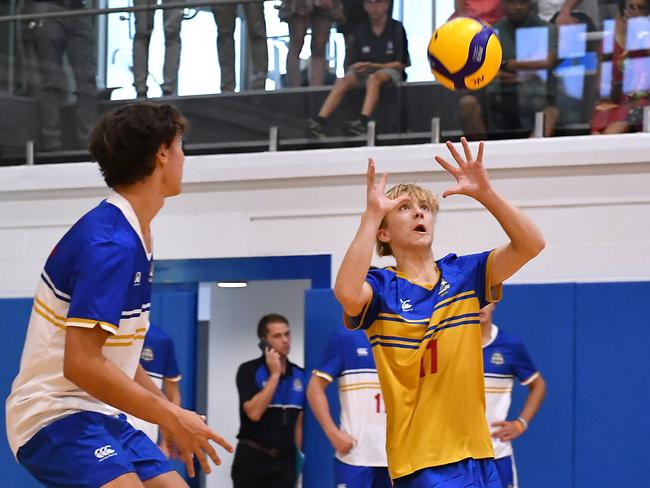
[0, 0, 269, 23]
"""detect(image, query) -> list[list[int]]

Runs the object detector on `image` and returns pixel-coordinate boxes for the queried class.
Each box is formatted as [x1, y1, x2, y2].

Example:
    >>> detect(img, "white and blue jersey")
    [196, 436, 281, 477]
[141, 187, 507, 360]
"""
[6, 193, 153, 456]
[483, 324, 539, 459]
[313, 328, 388, 468]
[127, 325, 181, 442]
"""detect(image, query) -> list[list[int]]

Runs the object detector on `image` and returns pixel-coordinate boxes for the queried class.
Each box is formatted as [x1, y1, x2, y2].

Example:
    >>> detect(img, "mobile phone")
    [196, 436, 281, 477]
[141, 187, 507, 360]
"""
[258, 339, 271, 353]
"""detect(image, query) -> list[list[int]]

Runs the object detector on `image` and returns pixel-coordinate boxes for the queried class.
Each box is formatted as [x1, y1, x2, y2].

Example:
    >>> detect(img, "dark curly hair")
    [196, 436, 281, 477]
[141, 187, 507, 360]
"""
[88, 102, 188, 188]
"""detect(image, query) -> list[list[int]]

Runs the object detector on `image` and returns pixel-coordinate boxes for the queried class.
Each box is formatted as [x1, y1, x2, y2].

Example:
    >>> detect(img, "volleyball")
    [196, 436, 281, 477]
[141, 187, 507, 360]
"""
[427, 17, 502, 91]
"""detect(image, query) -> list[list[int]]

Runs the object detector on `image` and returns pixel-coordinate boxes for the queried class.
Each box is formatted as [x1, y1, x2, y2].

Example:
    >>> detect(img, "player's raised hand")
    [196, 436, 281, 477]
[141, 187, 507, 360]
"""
[166, 407, 234, 478]
[434, 137, 492, 200]
[366, 158, 410, 217]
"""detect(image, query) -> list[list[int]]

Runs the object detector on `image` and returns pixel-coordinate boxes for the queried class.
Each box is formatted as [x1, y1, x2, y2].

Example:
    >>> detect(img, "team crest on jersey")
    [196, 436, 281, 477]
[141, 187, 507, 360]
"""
[400, 299, 413, 312]
[293, 378, 303, 392]
[141, 347, 154, 362]
[134, 272, 142, 286]
[356, 347, 369, 357]
[438, 278, 451, 296]
[491, 352, 505, 365]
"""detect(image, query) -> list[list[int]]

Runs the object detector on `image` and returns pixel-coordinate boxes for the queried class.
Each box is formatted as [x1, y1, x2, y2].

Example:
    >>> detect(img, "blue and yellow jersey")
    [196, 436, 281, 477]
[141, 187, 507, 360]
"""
[346, 251, 502, 480]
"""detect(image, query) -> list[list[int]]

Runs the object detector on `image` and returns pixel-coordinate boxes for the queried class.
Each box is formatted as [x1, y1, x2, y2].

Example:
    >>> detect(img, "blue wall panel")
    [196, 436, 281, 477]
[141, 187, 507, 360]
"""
[495, 283, 576, 488]
[0, 299, 44, 487]
[574, 282, 650, 488]
[303, 289, 343, 488]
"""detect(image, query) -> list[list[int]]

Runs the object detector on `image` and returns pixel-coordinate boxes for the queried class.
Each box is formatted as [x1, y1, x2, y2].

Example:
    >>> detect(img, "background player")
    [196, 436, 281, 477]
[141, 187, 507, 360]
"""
[5, 102, 232, 488]
[333, 138, 545, 486]
[481, 303, 546, 488]
[307, 326, 390, 488]
[127, 323, 183, 455]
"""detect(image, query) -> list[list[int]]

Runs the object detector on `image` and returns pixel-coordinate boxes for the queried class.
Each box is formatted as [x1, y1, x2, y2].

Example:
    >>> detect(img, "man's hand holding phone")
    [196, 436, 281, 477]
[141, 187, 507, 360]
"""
[263, 343, 283, 377]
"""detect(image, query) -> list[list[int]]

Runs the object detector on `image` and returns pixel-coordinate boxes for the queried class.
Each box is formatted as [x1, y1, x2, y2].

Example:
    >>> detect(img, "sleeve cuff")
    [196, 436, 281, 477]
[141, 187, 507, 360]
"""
[65, 317, 118, 334]
[312, 370, 334, 383]
[343, 287, 374, 330]
[165, 375, 182, 383]
[521, 371, 541, 386]
[485, 249, 503, 303]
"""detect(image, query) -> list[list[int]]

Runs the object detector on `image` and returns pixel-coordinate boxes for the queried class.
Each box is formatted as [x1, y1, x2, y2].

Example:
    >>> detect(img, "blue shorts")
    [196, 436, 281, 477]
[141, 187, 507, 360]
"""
[494, 456, 517, 488]
[334, 458, 392, 488]
[393, 458, 501, 488]
[17, 411, 173, 488]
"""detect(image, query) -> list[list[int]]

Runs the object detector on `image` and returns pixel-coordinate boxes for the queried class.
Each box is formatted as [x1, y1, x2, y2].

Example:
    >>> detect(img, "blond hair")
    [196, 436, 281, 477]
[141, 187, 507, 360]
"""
[376, 183, 439, 257]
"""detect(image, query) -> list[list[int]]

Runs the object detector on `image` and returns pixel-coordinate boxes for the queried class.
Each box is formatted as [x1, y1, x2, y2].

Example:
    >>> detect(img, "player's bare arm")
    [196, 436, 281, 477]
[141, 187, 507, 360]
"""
[334, 158, 409, 316]
[307, 375, 355, 454]
[434, 137, 545, 285]
[492, 374, 546, 442]
[64, 325, 233, 477]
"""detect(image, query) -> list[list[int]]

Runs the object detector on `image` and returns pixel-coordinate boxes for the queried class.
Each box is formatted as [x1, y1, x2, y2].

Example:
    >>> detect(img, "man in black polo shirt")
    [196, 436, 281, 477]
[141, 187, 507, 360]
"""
[231, 313, 305, 488]
[308, 0, 410, 137]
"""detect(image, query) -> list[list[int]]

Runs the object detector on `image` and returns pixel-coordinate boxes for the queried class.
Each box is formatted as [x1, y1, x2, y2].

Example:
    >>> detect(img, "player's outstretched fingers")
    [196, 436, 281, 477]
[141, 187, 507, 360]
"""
[445, 140, 465, 166]
[194, 446, 212, 475]
[202, 441, 221, 468]
[182, 452, 195, 478]
[434, 154, 459, 177]
[209, 431, 234, 453]
[367, 158, 375, 188]
[460, 137, 473, 162]
[476, 141, 485, 162]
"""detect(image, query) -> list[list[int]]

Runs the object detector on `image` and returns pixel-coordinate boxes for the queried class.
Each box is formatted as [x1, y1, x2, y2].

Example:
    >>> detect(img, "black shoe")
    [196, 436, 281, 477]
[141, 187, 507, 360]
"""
[346, 119, 367, 136]
[307, 118, 326, 138]
[136, 90, 147, 99]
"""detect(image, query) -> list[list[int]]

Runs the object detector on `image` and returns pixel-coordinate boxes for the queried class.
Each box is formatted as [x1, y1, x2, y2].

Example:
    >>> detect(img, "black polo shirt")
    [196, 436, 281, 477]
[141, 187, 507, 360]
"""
[236, 356, 305, 451]
[350, 18, 411, 78]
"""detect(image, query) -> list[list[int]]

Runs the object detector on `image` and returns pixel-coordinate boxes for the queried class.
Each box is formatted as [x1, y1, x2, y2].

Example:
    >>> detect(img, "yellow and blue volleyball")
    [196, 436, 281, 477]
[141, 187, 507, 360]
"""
[427, 17, 502, 91]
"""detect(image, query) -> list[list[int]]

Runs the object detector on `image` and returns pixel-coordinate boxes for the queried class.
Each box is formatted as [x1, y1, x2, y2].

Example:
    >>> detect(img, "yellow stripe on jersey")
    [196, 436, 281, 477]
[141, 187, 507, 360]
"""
[339, 384, 383, 392]
[104, 342, 134, 347]
[485, 387, 513, 393]
[33, 304, 66, 330]
[376, 312, 430, 324]
[34, 297, 66, 322]
[339, 381, 382, 392]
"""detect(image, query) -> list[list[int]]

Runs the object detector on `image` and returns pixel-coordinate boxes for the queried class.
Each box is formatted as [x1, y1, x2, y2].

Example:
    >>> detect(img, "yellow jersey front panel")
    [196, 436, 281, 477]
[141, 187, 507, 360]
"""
[345, 251, 502, 479]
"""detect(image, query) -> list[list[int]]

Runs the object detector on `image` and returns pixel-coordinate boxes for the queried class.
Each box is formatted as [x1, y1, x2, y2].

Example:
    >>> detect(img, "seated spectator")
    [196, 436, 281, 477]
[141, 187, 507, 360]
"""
[452, 0, 505, 25]
[23, 0, 97, 151]
[307, 0, 409, 137]
[458, 0, 559, 139]
[538, 0, 600, 26]
[280, 0, 345, 87]
[212, 1, 268, 92]
[591, 0, 650, 134]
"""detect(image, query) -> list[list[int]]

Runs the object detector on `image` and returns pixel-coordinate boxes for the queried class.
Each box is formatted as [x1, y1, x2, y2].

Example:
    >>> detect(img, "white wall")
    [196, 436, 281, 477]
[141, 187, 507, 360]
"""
[205, 280, 308, 488]
[1, 135, 650, 299]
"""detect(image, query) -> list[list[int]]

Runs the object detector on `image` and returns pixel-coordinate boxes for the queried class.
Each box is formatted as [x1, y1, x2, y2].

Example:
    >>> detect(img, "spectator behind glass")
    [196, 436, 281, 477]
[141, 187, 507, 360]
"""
[132, 0, 186, 98]
[458, 0, 559, 139]
[452, 0, 505, 25]
[23, 0, 97, 151]
[211, 0, 268, 92]
[591, 0, 650, 133]
[538, 0, 600, 26]
[279, 0, 345, 87]
[306, 0, 409, 138]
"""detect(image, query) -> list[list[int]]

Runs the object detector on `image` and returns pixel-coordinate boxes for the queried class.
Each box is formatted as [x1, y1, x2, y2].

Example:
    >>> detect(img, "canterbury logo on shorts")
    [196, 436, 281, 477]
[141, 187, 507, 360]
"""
[94, 445, 117, 461]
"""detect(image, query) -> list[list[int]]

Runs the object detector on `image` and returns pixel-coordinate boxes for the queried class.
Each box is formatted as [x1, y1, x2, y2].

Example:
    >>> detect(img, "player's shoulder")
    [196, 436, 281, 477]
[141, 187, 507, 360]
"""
[238, 356, 264, 374]
[289, 360, 305, 374]
[493, 327, 526, 349]
[73, 200, 140, 251]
